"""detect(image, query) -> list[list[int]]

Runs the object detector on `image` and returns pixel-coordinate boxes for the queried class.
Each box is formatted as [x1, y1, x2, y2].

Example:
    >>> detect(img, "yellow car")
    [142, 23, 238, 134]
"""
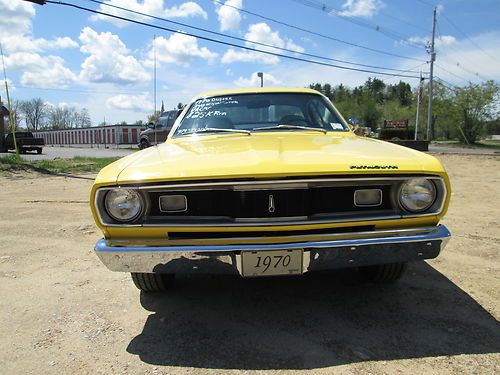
[90, 88, 451, 292]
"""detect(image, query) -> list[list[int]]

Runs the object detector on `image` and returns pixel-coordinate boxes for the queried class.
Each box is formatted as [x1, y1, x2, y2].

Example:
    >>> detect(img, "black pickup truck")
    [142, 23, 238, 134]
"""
[5, 132, 44, 154]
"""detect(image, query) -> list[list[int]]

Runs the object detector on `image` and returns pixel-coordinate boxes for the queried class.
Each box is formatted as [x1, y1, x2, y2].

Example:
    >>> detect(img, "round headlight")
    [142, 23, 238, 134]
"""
[399, 178, 436, 213]
[104, 189, 143, 222]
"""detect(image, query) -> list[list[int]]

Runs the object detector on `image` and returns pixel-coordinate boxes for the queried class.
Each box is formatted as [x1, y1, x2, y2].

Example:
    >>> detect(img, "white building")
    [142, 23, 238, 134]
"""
[35, 124, 145, 146]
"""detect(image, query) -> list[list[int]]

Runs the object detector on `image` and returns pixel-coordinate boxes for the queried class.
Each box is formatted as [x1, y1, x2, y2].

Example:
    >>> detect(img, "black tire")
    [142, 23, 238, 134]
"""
[358, 262, 407, 283]
[131, 272, 173, 292]
[139, 139, 150, 149]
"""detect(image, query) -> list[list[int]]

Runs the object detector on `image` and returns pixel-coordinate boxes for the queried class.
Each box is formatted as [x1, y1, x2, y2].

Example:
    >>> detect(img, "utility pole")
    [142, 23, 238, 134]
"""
[257, 72, 264, 87]
[426, 7, 437, 142]
[153, 35, 157, 146]
[414, 72, 424, 140]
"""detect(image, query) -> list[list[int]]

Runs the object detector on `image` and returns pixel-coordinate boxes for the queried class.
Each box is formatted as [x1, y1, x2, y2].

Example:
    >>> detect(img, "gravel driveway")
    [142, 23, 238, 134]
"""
[0, 154, 499, 374]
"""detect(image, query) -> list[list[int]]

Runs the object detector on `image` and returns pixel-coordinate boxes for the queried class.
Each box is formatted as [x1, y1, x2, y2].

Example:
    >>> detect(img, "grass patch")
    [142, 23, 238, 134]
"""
[0, 155, 120, 175]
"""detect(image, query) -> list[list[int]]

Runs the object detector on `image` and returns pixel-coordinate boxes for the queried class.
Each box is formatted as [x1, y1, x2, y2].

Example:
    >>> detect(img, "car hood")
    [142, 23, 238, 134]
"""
[97, 132, 445, 185]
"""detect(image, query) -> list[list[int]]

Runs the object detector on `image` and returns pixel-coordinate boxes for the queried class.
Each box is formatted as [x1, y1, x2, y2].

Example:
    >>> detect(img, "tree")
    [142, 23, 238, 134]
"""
[20, 98, 47, 131]
[453, 81, 499, 143]
[45, 105, 91, 129]
[76, 108, 92, 128]
[6, 99, 23, 129]
[361, 96, 382, 130]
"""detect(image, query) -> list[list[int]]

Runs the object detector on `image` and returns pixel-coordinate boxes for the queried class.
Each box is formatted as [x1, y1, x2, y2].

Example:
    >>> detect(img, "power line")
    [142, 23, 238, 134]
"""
[435, 23, 493, 82]
[414, 0, 499, 64]
[289, 0, 425, 48]
[42, 1, 422, 79]
[378, 10, 429, 34]
[87, 0, 421, 73]
[435, 64, 470, 84]
[434, 76, 460, 91]
[413, 0, 437, 7]
[209, 0, 425, 62]
[440, 13, 499, 63]
[382, 62, 429, 82]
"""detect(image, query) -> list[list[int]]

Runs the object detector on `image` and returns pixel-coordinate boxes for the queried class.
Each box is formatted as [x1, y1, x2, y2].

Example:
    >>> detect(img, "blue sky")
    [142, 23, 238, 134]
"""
[1, 0, 499, 124]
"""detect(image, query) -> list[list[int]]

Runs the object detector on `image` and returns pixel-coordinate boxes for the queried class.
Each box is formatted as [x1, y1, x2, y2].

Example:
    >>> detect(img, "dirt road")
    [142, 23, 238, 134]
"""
[0, 154, 499, 374]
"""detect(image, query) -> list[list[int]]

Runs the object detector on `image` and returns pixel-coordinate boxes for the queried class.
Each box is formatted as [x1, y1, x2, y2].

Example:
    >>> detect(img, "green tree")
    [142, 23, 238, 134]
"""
[453, 81, 499, 143]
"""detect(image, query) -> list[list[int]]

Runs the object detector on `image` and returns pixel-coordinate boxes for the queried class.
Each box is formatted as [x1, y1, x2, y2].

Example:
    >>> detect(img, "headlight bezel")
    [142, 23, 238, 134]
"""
[104, 188, 145, 223]
[397, 178, 438, 214]
[95, 187, 147, 225]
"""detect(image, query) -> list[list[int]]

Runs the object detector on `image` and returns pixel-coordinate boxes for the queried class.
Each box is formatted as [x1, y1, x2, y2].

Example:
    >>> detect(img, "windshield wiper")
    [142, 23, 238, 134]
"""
[188, 127, 251, 135]
[253, 124, 327, 134]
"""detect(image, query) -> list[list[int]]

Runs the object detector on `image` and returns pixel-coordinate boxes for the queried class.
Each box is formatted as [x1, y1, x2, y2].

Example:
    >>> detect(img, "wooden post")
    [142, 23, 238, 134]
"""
[0, 96, 7, 152]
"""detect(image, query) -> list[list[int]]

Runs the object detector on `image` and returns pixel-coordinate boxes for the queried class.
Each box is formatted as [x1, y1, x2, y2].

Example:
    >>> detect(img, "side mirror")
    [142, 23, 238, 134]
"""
[147, 122, 154, 129]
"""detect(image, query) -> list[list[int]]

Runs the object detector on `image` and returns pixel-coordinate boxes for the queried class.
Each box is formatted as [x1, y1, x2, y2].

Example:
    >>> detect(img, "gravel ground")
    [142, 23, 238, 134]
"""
[0, 154, 498, 374]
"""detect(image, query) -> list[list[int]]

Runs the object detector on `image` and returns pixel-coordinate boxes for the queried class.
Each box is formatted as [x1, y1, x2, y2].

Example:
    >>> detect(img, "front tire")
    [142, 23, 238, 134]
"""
[139, 139, 150, 149]
[131, 272, 173, 292]
[358, 262, 407, 283]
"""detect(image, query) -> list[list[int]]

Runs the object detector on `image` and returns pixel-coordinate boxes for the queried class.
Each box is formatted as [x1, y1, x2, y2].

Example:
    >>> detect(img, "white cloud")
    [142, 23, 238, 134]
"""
[90, 0, 207, 27]
[1, 79, 15, 98]
[338, 0, 384, 18]
[234, 72, 282, 87]
[79, 27, 150, 84]
[397, 32, 500, 85]
[216, 0, 242, 32]
[166, 2, 207, 18]
[0, 0, 78, 54]
[5, 52, 77, 88]
[1, 35, 78, 53]
[0, 0, 78, 89]
[148, 33, 217, 66]
[0, 0, 34, 37]
[407, 34, 457, 48]
[106, 93, 154, 112]
[222, 22, 304, 64]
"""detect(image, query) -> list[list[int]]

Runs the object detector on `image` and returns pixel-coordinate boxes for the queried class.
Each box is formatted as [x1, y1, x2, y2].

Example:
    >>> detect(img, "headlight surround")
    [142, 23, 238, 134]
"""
[399, 178, 437, 213]
[104, 189, 143, 222]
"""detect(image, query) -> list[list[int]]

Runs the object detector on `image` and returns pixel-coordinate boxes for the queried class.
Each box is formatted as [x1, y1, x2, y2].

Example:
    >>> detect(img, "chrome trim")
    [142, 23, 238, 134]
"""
[354, 189, 383, 207]
[159, 195, 188, 213]
[133, 176, 444, 191]
[142, 214, 401, 227]
[400, 178, 447, 218]
[233, 183, 309, 191]
[97, 188, 147, 226]
[112, 226, 447, 247]
[397, 178, 437, 213]
[234, 216, 308, 223]
[94, 225, 451, 273]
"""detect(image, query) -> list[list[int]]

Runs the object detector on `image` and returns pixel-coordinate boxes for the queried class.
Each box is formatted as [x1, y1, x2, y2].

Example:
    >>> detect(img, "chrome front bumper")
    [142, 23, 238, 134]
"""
[94, 225, 451, 274]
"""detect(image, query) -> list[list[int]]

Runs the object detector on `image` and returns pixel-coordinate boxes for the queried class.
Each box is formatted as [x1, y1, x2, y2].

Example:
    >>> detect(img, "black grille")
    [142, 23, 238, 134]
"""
[147, 185, 393, 220]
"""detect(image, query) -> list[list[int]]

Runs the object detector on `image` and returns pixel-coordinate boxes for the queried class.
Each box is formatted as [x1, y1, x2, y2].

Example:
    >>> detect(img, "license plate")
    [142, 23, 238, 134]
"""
[241, 249, 303, 277]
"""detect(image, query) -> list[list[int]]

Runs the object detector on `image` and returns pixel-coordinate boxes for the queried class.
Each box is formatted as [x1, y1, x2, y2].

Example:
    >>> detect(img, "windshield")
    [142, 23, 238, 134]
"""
[174, 93, 348, 137]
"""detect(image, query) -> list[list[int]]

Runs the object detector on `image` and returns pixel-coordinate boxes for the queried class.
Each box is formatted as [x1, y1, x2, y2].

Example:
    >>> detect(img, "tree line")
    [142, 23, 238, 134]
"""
[7, 98, 91, 132]
[310, 78, 499, 143]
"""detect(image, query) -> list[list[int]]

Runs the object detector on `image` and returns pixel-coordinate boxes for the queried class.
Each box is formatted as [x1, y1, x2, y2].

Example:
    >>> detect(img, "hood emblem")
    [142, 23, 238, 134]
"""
[350, 165, 398, 170]
[268, 194, 276, 213]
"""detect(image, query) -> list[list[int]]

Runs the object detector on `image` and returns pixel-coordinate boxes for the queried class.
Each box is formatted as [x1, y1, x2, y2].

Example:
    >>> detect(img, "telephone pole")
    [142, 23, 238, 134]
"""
[426, 7, 437, 142]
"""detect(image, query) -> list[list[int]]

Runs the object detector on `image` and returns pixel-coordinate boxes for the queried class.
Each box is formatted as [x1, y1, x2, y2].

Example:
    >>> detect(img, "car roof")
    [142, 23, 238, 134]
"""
[195, 87, 323, 99]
